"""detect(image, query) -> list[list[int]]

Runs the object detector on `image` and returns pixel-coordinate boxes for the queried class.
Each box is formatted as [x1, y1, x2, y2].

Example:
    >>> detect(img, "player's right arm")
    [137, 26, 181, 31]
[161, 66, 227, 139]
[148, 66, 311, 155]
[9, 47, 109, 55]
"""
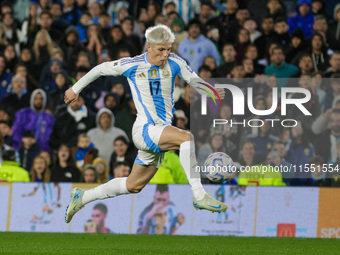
[64, 59, 126, 104]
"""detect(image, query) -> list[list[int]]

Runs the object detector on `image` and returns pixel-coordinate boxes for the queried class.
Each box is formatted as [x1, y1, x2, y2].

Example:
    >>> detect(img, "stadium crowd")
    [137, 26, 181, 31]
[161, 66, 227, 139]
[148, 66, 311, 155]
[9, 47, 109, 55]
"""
[0, 0, 340, 187]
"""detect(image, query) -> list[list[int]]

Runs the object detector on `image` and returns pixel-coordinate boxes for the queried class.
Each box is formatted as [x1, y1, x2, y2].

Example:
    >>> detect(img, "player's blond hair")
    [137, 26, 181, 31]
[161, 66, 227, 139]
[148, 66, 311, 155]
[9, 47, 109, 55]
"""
[145, 24, 175, 45]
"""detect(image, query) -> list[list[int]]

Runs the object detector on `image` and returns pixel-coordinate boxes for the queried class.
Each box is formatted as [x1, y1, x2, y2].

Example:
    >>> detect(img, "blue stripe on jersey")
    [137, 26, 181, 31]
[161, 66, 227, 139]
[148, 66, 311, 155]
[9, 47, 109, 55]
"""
[135, 155, 146, 165]
[148, 66, 167, 124]
[142, 123, 162, 153]
[123, 65, 155, 124]
[168, 58, 181, 124]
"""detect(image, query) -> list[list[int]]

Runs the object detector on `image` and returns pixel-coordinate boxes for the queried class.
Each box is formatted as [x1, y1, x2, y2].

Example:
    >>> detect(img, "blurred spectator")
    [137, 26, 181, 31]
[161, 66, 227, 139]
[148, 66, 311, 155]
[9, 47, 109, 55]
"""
[50, 92, 95, 150]
[0, 74, 30, 115]
[106, 0, 129, 25]
[33, 29, 60, 71]
[216, 43, 236, 78]
[62, 0, 82, 26]
[163, 0, 200, 25]
[210, 104, 239, 159]
[287, 75, 321, 131]
[115, 96, 137, 141]
[121, 17, 142, 54]
[264, 46, 299, 89]
[266, 0, 287, 20]
[244, 18, 261, 43]
[13, 63, 40, 93]
[323, 140, 340, 186]
[2, 13, 22, 53]
[109, 135, 136, 178]
[0, 120, 13, 146]
[246, 120, 280, 156]
[328, 4, 340, 50]
[197, 133, 226, 166]
[254, 15, 276, 59]
[237, 140, 256, 167]
[312, 0, 331, 20]
[177, 19, 220, 73]
[305, 155, 326, 186]
[107, 24, 135, 60]
[4, 44, 18, 73]
[30, 155, 51, 182]
[112, 161, 130, 178]
[92, 157, 108, 184]
[88, 108, 127, 165]
[77, 11, 91, 42]
[227, 8, 250, 44]
[235, 28, 251, 62]
[48, 70, 70, 114]
[0, 54, 13, 100]
[307, 33, 330, 73]
[50, 2, 70, 33]
[104, 93, 120, 116]
[75, 133, 95, 169]
[324, 74, 340, 111]
[85, 23, 106, 62]
[39, 58, 65, 94]
[170, 18, 187, 53]
[173, 110, 188, 130]
[82, 164, 97, 183]
[39, 150, 53, 169]
[286, 122, 315, 184]
[286, 28, 307, 64]
[12, 89, 55, 151]
[273, 17, 290, 49]
[19, 130, 40, 172]
[323, 51, 340, 77]
[314, 109, 340, 163]
[21, 3, 39, 44]
[288, 0, 314, 39]
[59, 25, 87, 73]
[50, 144, 81, 182]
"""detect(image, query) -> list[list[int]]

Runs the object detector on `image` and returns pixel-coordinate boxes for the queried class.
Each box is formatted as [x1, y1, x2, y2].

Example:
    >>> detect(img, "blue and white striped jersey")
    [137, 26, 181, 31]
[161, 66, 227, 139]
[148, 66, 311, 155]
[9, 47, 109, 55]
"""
[72, 52, 214, 125]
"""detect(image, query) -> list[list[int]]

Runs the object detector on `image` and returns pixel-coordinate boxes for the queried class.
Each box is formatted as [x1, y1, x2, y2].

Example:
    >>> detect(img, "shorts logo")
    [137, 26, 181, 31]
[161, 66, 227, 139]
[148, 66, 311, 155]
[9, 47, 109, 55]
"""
[1, 80, 7, 87]
[150, 69, 158, 79]
[113, 61, 118, 66]
[162, 70, 170, 77]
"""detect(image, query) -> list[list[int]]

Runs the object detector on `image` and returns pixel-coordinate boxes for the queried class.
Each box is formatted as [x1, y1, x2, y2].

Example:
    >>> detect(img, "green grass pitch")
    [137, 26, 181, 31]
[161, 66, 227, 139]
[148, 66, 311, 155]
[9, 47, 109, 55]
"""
[1, 232, 339, 255]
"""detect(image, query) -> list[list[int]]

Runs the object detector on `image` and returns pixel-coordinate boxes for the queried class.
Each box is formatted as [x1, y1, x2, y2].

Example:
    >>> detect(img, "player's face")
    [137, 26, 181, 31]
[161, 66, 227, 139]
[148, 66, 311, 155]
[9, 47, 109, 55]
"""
[147, 43, 172, 66]
[154, 191, 169, 207]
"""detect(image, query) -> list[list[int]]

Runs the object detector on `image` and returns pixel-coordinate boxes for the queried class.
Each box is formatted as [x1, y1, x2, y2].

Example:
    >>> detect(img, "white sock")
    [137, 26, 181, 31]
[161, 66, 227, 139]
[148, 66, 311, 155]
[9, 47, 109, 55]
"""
[180, 141, 206, 201]
[82, 177, 130, 205]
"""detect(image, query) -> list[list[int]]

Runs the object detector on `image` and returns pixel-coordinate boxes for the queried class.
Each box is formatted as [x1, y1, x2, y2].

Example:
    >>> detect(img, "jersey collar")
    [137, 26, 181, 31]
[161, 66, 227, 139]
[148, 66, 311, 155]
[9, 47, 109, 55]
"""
[144, 52, 149, 64]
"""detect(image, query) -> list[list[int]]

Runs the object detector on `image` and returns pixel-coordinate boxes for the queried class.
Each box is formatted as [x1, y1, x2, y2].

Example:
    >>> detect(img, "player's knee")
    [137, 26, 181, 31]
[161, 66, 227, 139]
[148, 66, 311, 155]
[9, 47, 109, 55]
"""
[126, 183, 144, 194]
[180, 131, 193, 143]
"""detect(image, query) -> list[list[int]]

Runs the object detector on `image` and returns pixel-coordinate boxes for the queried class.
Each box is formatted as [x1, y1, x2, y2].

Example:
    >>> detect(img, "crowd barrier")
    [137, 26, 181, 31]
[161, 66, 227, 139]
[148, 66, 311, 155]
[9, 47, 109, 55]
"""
[1, 183, 339, 238]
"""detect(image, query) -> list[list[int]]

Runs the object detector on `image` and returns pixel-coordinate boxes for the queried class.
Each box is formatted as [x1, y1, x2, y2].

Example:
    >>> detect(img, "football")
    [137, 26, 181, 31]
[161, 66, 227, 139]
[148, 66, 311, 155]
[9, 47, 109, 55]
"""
[203, 152, 234, 183]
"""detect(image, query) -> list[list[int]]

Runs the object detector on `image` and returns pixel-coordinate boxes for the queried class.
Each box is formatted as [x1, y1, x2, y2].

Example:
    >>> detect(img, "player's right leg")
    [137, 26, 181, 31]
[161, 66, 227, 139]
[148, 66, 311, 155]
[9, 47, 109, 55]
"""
[65, 163, 157, 223]
[158, 126, 228, 213]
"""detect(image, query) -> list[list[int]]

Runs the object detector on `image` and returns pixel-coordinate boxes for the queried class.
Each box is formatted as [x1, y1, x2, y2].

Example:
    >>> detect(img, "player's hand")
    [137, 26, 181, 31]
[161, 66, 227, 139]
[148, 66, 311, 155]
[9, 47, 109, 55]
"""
[64, 88, 79, 104]
[216, 88, 225, 100]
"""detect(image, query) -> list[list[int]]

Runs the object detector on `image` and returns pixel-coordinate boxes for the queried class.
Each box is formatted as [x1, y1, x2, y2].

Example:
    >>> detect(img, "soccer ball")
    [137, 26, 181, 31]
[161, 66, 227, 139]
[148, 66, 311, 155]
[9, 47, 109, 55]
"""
[204, 152, 234, 183]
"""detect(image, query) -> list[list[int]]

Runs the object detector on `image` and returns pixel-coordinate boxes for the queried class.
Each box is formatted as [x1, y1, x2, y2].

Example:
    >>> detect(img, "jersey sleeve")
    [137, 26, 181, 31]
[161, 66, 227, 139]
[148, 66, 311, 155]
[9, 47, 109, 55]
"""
[72, 59, 126, 94]
[175, 54, 221, 101]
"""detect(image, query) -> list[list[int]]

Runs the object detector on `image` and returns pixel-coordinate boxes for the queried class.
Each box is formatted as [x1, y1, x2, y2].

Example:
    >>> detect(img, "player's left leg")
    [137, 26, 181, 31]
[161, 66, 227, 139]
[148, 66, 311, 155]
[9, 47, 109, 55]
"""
[65, 163, 157, 223]
[158, 126, 228, 213]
